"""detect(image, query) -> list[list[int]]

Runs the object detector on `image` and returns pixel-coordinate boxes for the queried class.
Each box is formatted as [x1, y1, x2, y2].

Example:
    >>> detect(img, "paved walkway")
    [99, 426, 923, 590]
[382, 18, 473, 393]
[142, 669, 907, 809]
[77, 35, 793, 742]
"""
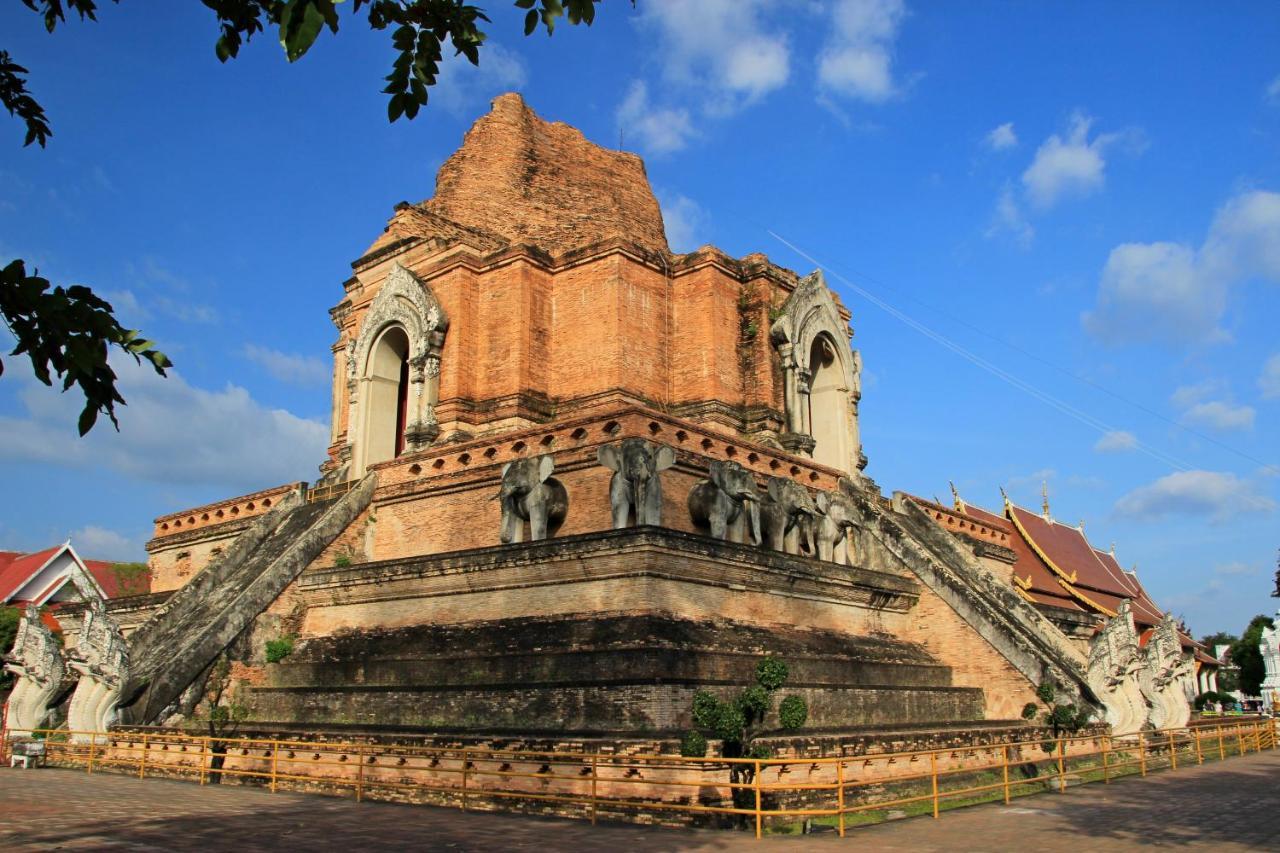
[1, 750, 1276, 850]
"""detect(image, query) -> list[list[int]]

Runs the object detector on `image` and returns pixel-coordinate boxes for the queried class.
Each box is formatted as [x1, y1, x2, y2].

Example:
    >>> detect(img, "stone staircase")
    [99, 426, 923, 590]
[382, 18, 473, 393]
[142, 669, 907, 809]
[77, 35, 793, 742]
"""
[118, 475, 376, 725]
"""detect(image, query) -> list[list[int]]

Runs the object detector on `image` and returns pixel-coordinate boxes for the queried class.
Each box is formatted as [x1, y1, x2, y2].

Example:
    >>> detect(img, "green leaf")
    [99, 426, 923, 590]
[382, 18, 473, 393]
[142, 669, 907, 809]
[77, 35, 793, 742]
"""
[280, 0, 328, 62]
[523, 8, 537, 36]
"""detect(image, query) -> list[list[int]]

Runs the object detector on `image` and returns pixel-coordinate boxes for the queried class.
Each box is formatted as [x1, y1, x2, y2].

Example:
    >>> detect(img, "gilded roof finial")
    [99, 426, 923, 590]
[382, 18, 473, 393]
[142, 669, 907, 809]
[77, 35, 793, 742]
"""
[1110, 542, 1116, 557]
[949, 481, 964, 512]
[1041, 481, 1051, 520]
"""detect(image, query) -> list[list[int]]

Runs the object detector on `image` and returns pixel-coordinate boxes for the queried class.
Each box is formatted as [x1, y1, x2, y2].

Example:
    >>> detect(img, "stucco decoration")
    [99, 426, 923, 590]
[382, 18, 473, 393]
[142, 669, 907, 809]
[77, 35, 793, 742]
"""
[347, 262, 449, 473]
[2, 605, 66, 736]
[598, 439, 676, 529]
[1141, 614, 1193, 730]
[1086, 601, 1147, 734]
[769, 270, 863, 476]
[688, 460, 762, 545]
[66, 597, 130, 742]
[1259, 611, 1280, 709]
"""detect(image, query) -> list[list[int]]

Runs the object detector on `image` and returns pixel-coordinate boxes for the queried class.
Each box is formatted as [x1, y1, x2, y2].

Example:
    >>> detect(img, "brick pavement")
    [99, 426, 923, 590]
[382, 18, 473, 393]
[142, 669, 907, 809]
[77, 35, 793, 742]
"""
[1, 750, 1276, 851]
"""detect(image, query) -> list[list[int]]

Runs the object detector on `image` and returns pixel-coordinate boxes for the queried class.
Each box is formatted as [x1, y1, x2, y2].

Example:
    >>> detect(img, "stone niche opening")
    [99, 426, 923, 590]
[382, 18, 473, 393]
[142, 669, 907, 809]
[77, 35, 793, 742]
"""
[808, 332, 852, 472]
[359, 324, 410, 469]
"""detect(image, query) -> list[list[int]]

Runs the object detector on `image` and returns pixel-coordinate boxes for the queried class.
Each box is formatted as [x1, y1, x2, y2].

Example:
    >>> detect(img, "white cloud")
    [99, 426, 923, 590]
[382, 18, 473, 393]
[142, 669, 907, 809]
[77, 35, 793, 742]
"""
[1094, 430, 1138, 453]
[1180, 400, 1255, 432]
[1267, 75, 1280, 104]
[616, 81, 697, 155]
[1083, 189, 1280, 345]
[432, 40, 528, 116]
[1022, 113, 1119, 209]
[658, 193, 709, 254]
[1113, 470, 1276, 523]
[1170, 379, 1225, 409]
[243, 344, 330, 387]
[1213, 561, 1259, 577]
[985, 184, 1034, 247]
[1260, 353, 1280, 399]
[1005, 467, 1056, 494]
[984, 122, 1018, 151]
[639, 0, 790, 113]
[0, 359, 329, 493]
[817, 0, 908, 103]
[71, 525, 144, 562]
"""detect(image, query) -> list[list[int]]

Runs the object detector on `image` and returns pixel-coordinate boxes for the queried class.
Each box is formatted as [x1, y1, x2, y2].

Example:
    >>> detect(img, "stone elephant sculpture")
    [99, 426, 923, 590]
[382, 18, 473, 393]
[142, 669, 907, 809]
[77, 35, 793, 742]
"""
[598, 438, 676, 528]
[497, 454, 568, 543]
[759, 476, 817, 556]
[813, 483, 861, 565]
[688, 459, 762, 545]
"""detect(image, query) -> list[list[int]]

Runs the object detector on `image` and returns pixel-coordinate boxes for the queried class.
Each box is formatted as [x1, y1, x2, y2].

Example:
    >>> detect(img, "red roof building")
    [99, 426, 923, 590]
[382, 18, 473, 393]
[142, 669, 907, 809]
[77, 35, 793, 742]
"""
[0, 542, 150, 611]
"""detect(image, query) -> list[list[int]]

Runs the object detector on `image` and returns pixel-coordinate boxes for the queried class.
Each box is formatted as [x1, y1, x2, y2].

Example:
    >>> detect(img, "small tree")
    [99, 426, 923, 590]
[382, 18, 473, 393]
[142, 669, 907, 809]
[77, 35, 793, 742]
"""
[680, 656, 808, 815]
[195, 657, 250, 783]
[1229, 615, 1275, 697]
[1022, 682, 1091, 753]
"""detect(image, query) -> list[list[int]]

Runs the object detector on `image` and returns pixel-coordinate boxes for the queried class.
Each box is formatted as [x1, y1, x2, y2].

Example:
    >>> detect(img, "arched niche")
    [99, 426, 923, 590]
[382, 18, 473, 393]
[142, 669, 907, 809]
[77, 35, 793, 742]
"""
[359, 325, 410, 469]
[345, 262, 448, 477]
[769, 270, 864, 476]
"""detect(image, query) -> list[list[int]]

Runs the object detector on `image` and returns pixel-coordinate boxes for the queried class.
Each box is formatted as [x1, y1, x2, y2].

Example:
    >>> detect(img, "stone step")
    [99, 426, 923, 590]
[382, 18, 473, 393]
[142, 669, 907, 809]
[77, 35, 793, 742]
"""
[119, 476, 375, 724]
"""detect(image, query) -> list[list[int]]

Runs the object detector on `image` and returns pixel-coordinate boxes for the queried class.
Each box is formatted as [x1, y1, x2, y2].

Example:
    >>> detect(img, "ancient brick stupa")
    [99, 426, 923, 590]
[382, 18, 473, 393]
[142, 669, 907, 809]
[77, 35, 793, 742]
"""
[29, 94, 1121, 747]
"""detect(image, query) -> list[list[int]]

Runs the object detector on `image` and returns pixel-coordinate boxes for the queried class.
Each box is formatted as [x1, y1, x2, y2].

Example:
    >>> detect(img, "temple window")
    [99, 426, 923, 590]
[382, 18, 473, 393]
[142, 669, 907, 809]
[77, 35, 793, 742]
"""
[362, 324, 411, 468]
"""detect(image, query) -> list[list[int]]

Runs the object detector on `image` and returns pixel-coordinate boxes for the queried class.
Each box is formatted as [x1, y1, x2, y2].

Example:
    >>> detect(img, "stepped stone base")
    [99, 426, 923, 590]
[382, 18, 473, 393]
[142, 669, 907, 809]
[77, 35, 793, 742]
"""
[243, 528, 990, 736]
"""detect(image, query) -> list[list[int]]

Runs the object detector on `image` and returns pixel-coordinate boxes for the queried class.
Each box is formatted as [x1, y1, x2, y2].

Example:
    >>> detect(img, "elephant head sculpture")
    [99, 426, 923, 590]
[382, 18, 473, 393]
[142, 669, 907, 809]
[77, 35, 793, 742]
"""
[813, 482, 862, 565]
[497, 454, 568, 543]
[598, 438, 676, 528]
[688, 459, 761, 545]
[759, 476, 818, 556]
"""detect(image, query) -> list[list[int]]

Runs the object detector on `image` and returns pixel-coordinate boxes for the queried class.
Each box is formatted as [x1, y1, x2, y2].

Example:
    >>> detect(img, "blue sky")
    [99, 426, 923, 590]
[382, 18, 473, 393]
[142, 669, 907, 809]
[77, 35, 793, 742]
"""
[1, 2, 1277, 636]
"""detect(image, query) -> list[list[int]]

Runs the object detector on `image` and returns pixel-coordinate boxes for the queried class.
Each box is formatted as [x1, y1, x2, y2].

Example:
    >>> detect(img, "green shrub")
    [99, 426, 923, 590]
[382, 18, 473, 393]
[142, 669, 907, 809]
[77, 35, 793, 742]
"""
[778, 694, 808, 730]
[680, 730, 708, 758]
[265, 636, 295, 664]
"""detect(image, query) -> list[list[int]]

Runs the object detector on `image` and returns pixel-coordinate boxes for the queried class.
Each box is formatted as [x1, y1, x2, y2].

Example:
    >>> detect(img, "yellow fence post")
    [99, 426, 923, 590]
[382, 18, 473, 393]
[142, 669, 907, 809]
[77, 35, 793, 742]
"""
[1056, 739, 1066, 793]
[270, 740, 279, 794]
[1237, 726, 1245, 757]
[139, 734, 149, 779]
[356, 745, 365, 803]
[1002, 745, 1011, 803]
[590, 754, 598, 826]
[930, 751, 939, 818]
[1194, 728, 1203, 765]
[837, 758, 846, 837]
[88, 735, 96, 775]
[199, 737, 208, 785]
[1101, 736, 1110, 784]
[1218, 727, 1225, 761]
[754, 760, 763, 840]
[1138, 733, 1147, 777]
[1169, 731, 1177, 770]
[461, 749, 469, 811]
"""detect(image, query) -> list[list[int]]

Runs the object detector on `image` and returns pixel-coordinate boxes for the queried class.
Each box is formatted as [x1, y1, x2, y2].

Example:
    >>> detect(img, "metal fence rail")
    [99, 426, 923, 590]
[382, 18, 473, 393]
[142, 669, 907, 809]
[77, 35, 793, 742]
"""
[4, 719, 1275, 837]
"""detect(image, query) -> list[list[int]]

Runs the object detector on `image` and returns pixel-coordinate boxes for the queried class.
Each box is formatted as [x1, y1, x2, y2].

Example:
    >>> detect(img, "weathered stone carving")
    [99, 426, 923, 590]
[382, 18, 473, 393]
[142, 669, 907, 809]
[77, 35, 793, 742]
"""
[1260, 610, 1280, 709]
[347, 262, 449, 470]
[597, 439, 676, 529]
[498, 455, 568, 543]
[66, 597, 130, 741]
[769, 270, 863, 475]
[2, 605, 66, 736]
[813, 479, 863, 565]
[759, 476, 817, 556]
[1141, 614, 1193, 730]
[688, 460, 761, 545]
[1086, 601, 1147, 734]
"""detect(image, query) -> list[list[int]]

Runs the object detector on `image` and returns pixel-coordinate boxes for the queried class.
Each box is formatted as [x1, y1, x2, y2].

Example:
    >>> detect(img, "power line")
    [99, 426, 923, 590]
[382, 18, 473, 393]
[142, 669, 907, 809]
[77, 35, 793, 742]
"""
[766, 229, 1207, 474]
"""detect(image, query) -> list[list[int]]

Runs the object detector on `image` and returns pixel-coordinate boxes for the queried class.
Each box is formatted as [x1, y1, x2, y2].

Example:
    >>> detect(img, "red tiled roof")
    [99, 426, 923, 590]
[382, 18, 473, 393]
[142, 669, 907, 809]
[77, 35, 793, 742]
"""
[1006, 504, 1170, 627]
[83, 558, 149, 598]
[0, 545, 60, 602]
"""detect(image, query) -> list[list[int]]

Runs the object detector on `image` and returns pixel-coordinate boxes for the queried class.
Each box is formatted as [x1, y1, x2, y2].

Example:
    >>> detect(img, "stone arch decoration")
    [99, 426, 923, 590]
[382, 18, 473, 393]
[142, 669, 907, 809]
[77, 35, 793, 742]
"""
[769, 270, 864, 476]
[346, 262, 449, 475]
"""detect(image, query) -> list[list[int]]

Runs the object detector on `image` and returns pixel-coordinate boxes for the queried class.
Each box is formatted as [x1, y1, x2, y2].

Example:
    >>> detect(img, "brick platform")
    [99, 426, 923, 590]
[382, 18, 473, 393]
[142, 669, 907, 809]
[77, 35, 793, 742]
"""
[1, 749, 1276, 850]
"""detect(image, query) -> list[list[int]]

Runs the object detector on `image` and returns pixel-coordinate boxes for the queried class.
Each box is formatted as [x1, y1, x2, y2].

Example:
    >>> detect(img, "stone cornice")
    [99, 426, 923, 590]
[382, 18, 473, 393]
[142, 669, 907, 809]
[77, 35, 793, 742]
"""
[299, 526, 920, 614]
